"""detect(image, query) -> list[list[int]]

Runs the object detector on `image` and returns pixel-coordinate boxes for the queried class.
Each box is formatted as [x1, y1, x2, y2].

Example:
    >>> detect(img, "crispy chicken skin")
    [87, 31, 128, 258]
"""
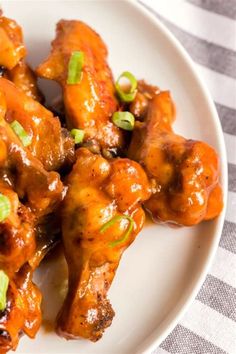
[0, 14, 25, 70]
[57, 148, 151, 341]
[0, 78, 75, 171]
[36, 20, 124, 151]
[128, 88, 223, 226]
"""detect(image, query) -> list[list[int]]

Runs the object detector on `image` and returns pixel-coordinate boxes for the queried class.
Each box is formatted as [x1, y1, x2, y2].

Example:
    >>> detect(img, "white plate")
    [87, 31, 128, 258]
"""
[2, 1, 227, 353]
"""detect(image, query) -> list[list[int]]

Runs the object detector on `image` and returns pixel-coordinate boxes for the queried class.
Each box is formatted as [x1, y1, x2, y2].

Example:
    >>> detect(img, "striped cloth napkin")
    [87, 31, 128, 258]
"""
[139, 1, 236, 353]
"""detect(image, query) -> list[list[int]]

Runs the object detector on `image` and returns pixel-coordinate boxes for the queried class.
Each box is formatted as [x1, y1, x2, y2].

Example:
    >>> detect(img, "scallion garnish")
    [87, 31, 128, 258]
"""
[115, 71, 137, 102]
[70, 129, 85, 144]
[67, 51, 84, 84]
[0, 193, 11, 222]
[112, 111, 135, 131]
[100, 215, 134, 247]
[0, 270, 9, 311]
[10, 120, 32, 147]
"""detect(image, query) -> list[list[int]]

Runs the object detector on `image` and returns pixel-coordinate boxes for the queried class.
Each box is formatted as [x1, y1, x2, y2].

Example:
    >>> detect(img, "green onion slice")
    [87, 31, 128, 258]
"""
[112, 111, 135, 131]
[10, 120, 32, 147]
[0, 193, 11, 222]
[67, 51, 84, 84]
[115, 71, 137, 102]
[70, 129, 85, 144]
[0, 270, 9, 311]
[100, 215, 134, 248]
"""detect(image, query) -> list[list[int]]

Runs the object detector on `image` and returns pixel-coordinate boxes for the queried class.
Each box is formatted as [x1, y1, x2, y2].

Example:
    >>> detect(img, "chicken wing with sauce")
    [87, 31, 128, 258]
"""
[128, 85, 223, 226]
[0, 90, 64, 219]
[57, 148, 151, 341]
[0, 265, 41, 353]
[0, 78, 75, 171]
[0, 232, 58, 353]
[0, 14, 25, 70]
[0, 13, 43, 102]
[36, 20, 124, 153]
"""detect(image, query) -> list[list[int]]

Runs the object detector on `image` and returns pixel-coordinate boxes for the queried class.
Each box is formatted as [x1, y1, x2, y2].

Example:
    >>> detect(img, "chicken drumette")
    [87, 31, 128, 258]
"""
[36, 20, 124, 154]
[57, 148, 151, 341]
[128, 84, 223, 226]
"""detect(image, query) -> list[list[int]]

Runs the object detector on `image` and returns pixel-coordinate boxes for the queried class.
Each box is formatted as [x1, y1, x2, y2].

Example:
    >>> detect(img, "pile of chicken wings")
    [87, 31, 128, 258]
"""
[0, 12, 223, 353]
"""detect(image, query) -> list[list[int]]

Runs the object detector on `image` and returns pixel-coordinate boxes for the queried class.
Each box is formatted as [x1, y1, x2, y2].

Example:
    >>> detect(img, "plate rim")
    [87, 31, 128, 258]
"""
[127, 1, 228, 353]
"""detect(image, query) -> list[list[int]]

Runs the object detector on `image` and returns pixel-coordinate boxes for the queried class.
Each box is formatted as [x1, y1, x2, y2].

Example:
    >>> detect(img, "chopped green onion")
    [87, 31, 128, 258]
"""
[115, 71, 137, 102]
[100, 215, 134, 248]
[10, 120, 32, 147]
[0, 193, 11, 222]
[70, 129, 85, 144]
[0, 270, 9, 311]
[112, 111, 135, 131]
[67, 51, 84, 84]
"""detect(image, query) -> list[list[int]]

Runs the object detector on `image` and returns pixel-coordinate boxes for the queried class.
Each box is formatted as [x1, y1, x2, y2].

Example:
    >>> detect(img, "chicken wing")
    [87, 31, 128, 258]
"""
[0, 14, 25, 70]
[128, 86, 223, 226]
[36, 20, 124, 153]
[0, 264, 41, 353]
[0, 229, 59, 354]
[0, 78, 74, 171]
[0, 90, 64, 219]
[0, 13, 43, 102]
[57, 148, 151, 341]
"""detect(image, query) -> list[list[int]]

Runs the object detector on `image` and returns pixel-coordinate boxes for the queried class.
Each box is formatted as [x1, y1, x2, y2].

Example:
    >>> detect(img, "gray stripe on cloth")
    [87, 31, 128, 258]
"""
[220, 220, 236, 254]
[159, 324, 227, 353]
[188, 0, 236, 21]
[196, 274, 236, 321]
[228, 163, 236, 192]
[140, 2, 236, 78]
[215, 103, 236, 136]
